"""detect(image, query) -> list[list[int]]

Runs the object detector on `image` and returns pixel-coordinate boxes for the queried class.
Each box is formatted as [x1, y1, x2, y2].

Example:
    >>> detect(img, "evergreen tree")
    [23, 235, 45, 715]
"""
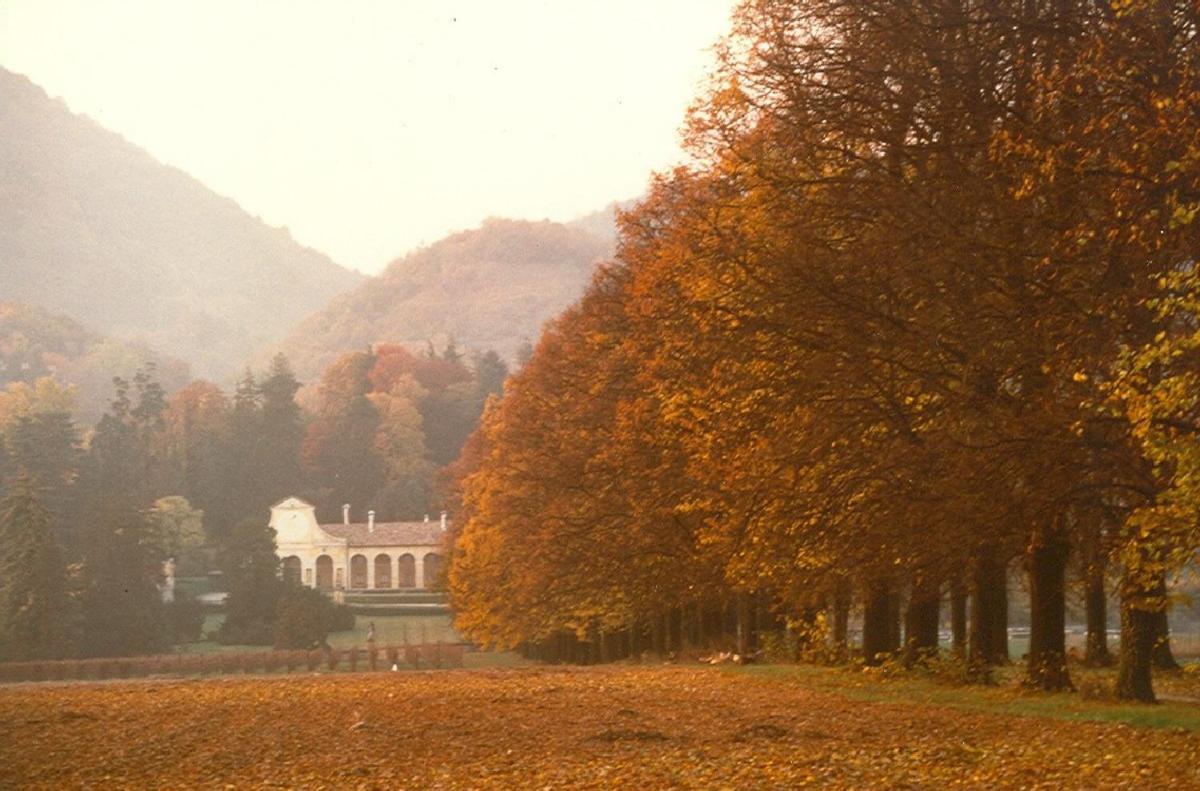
[77, 501, 168, 657]
[256, 355, 306, 510]
[224, 369, 262, 533]
[0, 477, 76, 660]
[216, 518, 282, 645]
[73, 370, 171, 657]
[473, 350, 508, 401]
[2, 412, 80, 551]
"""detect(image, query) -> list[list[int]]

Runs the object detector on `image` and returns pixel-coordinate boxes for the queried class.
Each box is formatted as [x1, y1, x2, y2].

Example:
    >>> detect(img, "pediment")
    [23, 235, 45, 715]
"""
[270, 496, 344, 547]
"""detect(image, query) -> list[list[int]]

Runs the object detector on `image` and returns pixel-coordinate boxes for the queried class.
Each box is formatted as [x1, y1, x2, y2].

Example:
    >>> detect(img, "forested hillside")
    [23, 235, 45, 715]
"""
[0, 68, 363, 381]
[0, 301, 190, 423]
[273, 218, 611, 380]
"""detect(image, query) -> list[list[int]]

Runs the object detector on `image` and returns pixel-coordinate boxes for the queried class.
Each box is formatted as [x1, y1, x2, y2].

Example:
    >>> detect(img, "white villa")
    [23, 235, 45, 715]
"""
[270, 497, 447, 592]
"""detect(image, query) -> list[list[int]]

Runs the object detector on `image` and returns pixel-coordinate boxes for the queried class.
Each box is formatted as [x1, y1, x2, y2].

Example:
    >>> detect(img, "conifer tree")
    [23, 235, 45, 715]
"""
[216, 519, 282, 645]
[256, 354, 306, 507]
[74, 370, 171, 657]
[2, 412, 79, 551]
[0, 477, 75, 660]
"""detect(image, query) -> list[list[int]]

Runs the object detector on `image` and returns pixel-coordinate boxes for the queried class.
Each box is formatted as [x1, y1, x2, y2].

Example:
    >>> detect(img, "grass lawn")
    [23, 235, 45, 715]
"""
[2, 664, 1197, 788]
[734, 661, 1200, 732]
[181, 612, 464, 654]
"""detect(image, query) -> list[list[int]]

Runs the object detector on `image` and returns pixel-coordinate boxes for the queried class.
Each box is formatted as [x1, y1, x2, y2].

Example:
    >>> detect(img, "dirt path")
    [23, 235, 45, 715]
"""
[1, 665, 1197, 789]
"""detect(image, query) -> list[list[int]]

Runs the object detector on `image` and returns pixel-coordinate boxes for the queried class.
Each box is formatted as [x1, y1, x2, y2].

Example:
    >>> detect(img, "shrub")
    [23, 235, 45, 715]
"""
[165, 592, 205, 644]
[273, 585, 356, 650]
[215, 618, 273, 647]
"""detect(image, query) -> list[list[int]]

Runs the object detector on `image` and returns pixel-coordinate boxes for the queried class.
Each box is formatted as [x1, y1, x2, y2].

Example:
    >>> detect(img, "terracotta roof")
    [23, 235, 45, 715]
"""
[320, 521, 447, 547]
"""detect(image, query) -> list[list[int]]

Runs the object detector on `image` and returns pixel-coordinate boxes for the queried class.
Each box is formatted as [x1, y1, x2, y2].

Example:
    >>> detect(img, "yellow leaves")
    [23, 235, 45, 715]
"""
[1170, 203, 1199, 229]
[0, 377, 77, 430]
[2, 666, 1199, 789]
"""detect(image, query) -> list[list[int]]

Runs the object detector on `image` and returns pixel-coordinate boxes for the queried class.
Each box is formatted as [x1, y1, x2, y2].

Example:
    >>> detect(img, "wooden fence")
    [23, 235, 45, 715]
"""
[0, 642, 465, 684]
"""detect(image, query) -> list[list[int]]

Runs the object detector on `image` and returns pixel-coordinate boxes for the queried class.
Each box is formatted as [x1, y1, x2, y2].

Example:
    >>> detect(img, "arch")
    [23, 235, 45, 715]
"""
[374, 553, 392, 589]
[315, 555, 334, 590]
[422, 553, 442, 589]
[281, 555, 302, 586]
[350, 554, 368, 589]
[397, 553, 416, 588]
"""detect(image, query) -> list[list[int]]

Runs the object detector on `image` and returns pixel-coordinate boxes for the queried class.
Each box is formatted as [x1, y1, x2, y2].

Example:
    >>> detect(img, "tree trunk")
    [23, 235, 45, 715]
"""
[950, 577, 967, 656]
[748, 592, 762, 655]
[970, 550, 1009, 666]
[831, 581, 851, 662]
[1084, 562, 1112, 667]
[862, 580, 893, 666]
[991, 574, 1009, 663]
[1150, 576, 1181, 671]
[886, 589, 902, 653]
[1116, 579, 1157, 703]
[735, 593, 750, 658]
[903, 576, 941, 668]
[1025, 532, 1072, 691]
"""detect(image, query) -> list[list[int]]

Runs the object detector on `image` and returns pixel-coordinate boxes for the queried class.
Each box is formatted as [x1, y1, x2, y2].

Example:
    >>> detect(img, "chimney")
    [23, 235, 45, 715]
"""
[342, 504, 350, 525]
[440, 511, 447, 531]
[368, 510, 375, 533]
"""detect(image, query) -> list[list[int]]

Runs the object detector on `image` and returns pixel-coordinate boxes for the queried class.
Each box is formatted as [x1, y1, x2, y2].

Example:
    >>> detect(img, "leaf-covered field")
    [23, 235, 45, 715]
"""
[1, 665, 1198, 789]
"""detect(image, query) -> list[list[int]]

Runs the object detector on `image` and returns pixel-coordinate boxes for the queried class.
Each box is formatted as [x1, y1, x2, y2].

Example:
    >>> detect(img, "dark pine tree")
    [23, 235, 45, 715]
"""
[0, 477, 76, 660]
[256, 354, 306, 510]
[3, 412, 81, 552]
[216, 518, 283, 645]
[74, 370, 171, 657]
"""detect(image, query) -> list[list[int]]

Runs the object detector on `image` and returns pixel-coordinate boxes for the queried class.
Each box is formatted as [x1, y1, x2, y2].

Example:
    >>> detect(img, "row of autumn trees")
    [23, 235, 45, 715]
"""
[0, 341, 506, 660]
[448, 0, 1200, 701]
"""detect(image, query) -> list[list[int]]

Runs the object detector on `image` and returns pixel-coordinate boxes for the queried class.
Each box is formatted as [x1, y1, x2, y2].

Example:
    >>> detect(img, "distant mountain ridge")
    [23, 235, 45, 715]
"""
[272, 217, 615, 381]
[0, 68, 364, 381]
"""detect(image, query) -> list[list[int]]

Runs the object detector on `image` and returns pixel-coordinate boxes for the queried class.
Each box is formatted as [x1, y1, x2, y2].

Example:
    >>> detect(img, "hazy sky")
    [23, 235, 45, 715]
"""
[0, 1, 735, 274]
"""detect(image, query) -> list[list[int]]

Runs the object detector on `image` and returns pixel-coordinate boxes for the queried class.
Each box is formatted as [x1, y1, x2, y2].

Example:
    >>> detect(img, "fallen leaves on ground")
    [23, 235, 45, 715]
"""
[0, 665, 1197, 789]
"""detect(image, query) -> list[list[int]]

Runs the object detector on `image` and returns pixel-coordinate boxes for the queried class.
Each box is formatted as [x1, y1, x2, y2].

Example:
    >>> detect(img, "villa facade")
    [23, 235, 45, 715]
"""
[270, 497, 447, 592]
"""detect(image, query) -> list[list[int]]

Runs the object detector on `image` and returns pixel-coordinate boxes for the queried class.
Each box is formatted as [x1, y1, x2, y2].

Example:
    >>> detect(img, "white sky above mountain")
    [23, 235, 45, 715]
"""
[0, 1, 735, 274]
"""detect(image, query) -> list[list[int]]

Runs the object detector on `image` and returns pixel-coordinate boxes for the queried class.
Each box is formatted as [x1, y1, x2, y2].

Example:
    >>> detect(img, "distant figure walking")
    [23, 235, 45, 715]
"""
[367, 621, 376, 643]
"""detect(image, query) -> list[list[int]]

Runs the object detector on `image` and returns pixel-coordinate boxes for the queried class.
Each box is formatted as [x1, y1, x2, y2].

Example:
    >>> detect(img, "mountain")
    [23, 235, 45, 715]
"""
[273, 218, 614, 380]
[0, 68, 364, 381]
[0, 301, 191, 424]
[564, 200, 635, 247]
